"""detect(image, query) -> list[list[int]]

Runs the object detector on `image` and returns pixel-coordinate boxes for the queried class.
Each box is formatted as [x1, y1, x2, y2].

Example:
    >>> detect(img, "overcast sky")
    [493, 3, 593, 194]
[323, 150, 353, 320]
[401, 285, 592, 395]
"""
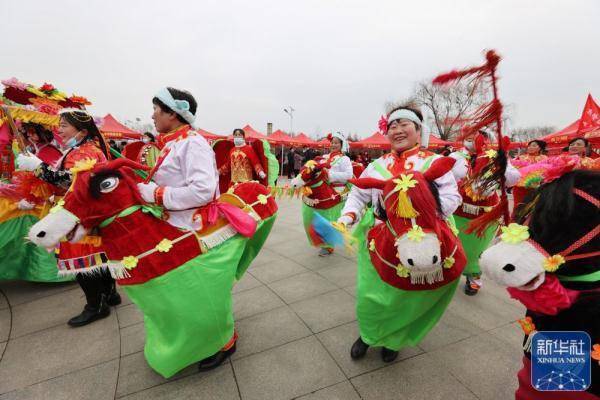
[1, 0, 598, 137]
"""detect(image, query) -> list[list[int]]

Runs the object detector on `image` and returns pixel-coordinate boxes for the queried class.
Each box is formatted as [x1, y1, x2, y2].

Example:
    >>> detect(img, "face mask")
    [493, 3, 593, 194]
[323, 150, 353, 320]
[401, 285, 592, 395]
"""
[464, 140, 474, 152]
[64, 137, 79, 149]
[234, 137, 245, 147]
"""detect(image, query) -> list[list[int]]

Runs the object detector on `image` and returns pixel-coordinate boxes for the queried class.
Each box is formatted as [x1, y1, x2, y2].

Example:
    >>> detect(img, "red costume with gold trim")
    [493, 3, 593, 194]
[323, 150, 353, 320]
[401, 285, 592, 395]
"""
[220, 145, 265, 185]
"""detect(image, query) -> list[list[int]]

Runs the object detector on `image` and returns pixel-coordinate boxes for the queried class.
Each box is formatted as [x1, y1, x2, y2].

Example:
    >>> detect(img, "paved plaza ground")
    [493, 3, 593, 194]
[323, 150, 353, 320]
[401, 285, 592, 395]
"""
[0, 197, 526, 400]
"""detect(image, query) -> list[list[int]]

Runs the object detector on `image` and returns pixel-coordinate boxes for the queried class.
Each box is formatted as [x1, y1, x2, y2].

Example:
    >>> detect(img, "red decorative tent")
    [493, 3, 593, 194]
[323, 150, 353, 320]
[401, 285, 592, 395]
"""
[350, 132, 390, 150]
[100, 114, 142, 140]
[240, 124, 269, 141]
[197, 128, 224, 142]
[289, 133, 318, 147]
[267, 129, 294, 145]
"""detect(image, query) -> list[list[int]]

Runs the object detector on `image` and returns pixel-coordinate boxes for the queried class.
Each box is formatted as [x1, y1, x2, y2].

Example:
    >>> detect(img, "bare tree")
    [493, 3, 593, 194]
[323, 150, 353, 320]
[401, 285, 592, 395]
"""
[413, 79, 488, 141]
[510, 126, 556, 143]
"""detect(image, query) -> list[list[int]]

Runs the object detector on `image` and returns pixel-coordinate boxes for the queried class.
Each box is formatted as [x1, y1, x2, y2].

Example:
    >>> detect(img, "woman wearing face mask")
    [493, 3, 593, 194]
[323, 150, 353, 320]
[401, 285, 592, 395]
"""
[337, 105, 463, 363]
[17, 109, 120, 327]
[293, 132, 353, 256]
[217, 129, 266, 187]
[449, 131, 520, 296]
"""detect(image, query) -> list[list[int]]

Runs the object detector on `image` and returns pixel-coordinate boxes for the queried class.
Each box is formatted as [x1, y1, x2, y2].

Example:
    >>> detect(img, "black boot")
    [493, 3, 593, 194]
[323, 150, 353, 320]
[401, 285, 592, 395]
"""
[350, 337, 369, 360]
[68, 295, 110, 327]
[106, 283, 122, 306]
[464, 276, 481, 296]
[381, 347, 399, 363]
[198, 344, 236, 371]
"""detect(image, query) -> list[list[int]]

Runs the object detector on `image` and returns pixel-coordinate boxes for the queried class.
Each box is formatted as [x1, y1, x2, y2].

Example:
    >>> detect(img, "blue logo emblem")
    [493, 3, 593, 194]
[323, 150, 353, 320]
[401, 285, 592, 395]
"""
[531, 331, 591, 391]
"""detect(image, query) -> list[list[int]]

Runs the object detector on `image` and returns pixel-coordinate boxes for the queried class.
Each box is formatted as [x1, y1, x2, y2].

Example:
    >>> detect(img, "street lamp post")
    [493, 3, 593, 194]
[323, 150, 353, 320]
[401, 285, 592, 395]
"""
[283, 107, 295, 135]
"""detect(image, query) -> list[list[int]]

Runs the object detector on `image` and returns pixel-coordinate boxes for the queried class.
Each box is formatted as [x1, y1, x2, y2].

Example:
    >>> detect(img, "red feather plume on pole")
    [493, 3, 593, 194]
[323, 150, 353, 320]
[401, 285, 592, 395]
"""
[432, 49, 510, 232]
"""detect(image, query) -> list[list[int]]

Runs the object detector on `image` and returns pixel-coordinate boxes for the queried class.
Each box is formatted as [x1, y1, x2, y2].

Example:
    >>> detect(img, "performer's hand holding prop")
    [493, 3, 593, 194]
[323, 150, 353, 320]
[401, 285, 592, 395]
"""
[16, 154, 42, 171]
[258, 171, 266, 180]
[336, 215, 354, 227]
[137, 182, 158, 203]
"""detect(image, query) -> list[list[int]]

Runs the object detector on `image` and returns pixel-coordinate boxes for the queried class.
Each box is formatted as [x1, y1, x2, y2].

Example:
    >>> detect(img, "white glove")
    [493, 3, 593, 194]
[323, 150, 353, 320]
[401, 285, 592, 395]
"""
[16, 154, 43, 171]
[337, 215, 354, 227]
[290, 176, 304, 188]
[258, 171, 267, 180]
[17, 199, 35, 210]
[137, 182, 158, 203]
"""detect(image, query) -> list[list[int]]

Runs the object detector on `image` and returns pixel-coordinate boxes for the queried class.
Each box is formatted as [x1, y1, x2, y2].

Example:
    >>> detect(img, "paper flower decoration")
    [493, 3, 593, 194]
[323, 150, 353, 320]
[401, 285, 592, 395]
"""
[40, 83, 55, 93]
[443, 256, 455, 269]
[517, 317, 536, 335]
[257, 194, 268, 205]
[543, 254, 565, 272]
[49, 198, 65, 214]
[155, 238, 173, 253]
[122, 256, 139, 270]
[1, 77, 27, 90]
[69, 95, 91, 105]
[406, 225, 426, 242]
[500, 223, 530, 244]
[395, 264, 410, 278]
[69, 158, 97, 174]
[591, 344, 600, 362]
[378, 115, 389, 133]
[393, 174, 418, 193]
[484, 149, 498, 159]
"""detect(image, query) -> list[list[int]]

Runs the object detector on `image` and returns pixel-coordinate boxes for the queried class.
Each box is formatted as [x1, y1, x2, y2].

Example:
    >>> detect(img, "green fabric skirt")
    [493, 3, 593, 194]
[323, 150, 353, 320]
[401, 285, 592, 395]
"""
[454, 215, 498, 277]
[355, 210, 460, 350]
[0, 215, 71, 282]
[301, 201, 345, 248]
[122, 218, 274, 378]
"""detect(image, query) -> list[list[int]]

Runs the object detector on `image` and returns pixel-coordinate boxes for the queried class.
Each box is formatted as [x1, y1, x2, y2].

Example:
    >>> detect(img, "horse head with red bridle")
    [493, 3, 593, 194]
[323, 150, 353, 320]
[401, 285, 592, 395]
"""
[351, 157, 466, 290]
[291, 157, 346, 209]
[27, 157, 277, 284]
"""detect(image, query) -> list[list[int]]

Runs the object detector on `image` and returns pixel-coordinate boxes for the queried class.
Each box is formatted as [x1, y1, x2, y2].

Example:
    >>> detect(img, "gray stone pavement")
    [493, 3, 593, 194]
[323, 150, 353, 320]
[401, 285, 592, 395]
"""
[0, 198, 526, 400]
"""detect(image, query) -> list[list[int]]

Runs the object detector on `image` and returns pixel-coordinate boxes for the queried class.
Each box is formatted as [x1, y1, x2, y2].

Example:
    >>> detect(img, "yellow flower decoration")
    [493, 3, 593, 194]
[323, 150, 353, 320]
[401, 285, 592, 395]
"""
[443, 256, 455, 269]
[500, 223, 530, 244]
[257, 194, 268, 205]
[49, 198, 65, 214]
[485, 149, 498, 159]
[396, 264, 410, 278]
[369, 239, 376, 252]
[69, 158, 97, 174]
[122, 256, 139, 270]
[305, 160, 317, 170]
[543, 254, 565, 272]
[155, 239, 173, 253]
[392, 174, 418, 193]
[406, 225, 426, 242]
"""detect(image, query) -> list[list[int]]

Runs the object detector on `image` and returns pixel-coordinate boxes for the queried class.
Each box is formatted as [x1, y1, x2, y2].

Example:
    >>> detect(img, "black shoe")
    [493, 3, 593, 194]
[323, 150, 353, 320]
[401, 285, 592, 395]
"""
[68, 298, 110, 327]
[198, 344, 236, 371]
[464, 277, 481, 296]
[350, 337, 369, 360]
[106, 291, 122, 306]
[381, 347, 399, 363]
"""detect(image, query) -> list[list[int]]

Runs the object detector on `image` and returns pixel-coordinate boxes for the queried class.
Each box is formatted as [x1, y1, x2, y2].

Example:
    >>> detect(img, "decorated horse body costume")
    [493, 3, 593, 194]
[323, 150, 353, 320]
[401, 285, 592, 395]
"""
[348, 157, 466, 350]
[292, 153, 352, 251]
[480, 169, 599, 399]
[29, 158, 277, 378]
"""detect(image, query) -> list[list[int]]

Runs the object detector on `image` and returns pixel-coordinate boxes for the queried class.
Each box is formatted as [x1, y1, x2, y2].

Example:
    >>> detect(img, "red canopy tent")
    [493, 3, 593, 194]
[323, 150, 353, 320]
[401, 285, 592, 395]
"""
[350, 132, 390, 150]
[267, 129, 294, 145]
[197, 128, 224, 142]
[427, 134, 452, 149]
[100, 114, 142, 140]
[315, 137, 330, 149]
[539, 119, 580, 148]
[289, 132, 318, 147]
[240, 124, 268, 141]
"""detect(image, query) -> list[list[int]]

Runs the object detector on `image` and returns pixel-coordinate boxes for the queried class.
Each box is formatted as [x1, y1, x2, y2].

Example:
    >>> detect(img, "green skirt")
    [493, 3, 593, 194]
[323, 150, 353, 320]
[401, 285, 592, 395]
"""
[301, 201, 345, 248]
[355, 210, 460, 350]
[122, 217, 274, 378]
[0, 215, 71, 283]
[454, 215, 498, 277]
